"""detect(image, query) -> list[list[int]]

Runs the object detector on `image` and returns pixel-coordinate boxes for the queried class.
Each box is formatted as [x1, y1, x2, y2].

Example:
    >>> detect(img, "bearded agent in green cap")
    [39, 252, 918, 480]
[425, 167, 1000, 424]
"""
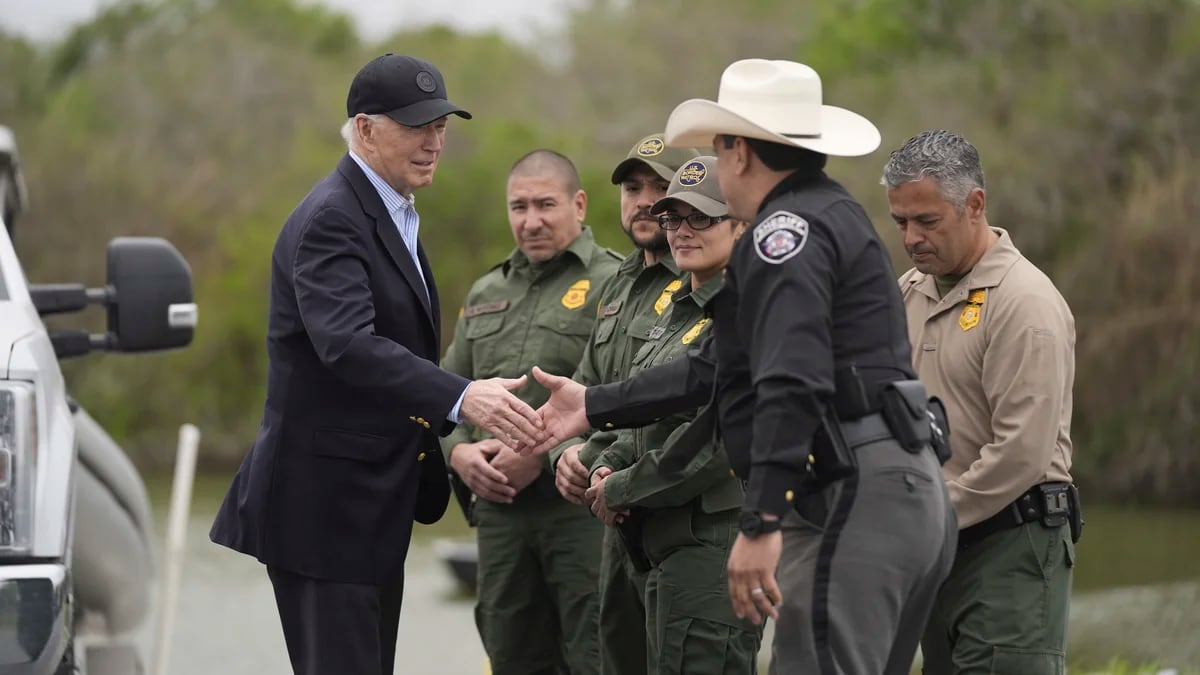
[440, 149, 622, 675]
[547, 133, 698, 675]
[584, 155, 763, 674]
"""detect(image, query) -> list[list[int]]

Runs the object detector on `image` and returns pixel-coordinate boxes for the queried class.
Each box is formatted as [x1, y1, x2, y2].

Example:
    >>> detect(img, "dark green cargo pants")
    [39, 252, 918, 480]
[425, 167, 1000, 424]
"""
[642, 504, 763, 675]
[599, 526, 649, 675]
[921, 521, 1075, 675]
[474, 489, 604, 675]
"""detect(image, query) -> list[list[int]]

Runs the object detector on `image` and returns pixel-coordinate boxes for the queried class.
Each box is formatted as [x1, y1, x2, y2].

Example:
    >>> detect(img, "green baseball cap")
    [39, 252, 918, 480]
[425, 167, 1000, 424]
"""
[610, 133, 701, 184]
[650, 156, 726, 217]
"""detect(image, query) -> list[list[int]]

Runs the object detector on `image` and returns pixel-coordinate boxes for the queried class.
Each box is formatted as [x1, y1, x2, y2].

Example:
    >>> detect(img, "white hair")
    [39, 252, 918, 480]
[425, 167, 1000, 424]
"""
[340, 114, 388, 150]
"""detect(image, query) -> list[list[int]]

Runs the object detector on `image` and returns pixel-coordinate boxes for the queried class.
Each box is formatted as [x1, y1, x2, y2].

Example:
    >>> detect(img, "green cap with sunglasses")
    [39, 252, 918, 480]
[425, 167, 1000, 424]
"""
[611, 133, 701, 184]
[650, 155, 727, 218]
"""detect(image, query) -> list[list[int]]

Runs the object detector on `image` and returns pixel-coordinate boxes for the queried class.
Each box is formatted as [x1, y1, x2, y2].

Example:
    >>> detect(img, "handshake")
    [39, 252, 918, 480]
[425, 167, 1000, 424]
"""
[460, 366, 590, 455]
[452, 366, 598, 505]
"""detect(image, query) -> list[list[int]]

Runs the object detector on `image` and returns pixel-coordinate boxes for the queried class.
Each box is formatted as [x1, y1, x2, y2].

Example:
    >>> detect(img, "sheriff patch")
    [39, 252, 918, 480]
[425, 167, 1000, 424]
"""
[754, 211, 809, 264]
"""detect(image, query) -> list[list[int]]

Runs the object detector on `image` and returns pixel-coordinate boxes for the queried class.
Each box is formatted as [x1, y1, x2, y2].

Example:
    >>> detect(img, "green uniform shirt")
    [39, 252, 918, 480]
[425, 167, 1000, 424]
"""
[441, 227, 623, 476]
[591, 274, 743, 514]
[548, 248, 685, 470]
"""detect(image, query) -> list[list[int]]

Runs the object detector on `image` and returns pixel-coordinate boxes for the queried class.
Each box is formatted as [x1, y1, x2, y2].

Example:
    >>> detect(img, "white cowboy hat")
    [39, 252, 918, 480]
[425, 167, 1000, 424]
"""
[664, 59, 881, 157]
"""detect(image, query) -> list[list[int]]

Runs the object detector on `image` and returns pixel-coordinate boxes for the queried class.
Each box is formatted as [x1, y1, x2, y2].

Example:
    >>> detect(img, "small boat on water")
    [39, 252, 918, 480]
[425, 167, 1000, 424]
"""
[434, 538, 479, 593]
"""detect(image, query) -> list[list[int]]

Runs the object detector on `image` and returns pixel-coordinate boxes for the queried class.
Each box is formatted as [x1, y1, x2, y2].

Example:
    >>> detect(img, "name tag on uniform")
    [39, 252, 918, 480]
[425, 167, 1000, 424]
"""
[647, 326, 666, 340]
[463, 300, 509, 318]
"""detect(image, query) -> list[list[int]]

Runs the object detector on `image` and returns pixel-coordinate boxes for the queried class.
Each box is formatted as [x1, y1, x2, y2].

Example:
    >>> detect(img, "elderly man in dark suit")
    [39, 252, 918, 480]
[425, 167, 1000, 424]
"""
[210, 53, 543, 675]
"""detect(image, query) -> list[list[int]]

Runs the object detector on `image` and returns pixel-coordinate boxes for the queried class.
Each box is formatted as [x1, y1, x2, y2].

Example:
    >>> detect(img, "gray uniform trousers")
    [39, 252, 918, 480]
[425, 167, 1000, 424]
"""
[769, 437, 957, 675]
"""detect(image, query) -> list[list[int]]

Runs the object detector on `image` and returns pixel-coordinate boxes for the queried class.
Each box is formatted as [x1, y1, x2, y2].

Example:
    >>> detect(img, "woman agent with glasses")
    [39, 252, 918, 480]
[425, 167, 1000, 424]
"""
[582, 155, 763, 674]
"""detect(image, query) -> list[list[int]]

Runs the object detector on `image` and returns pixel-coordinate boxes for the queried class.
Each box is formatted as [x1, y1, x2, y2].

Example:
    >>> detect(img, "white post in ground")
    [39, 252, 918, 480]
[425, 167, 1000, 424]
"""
[151, 423, 201, 675]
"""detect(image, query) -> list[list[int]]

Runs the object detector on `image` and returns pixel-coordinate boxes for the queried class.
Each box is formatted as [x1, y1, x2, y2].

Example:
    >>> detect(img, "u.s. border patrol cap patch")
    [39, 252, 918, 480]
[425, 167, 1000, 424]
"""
[753, 211, 809, 264]
[637, 138, 665, 156]
[677, 160, 707, 186]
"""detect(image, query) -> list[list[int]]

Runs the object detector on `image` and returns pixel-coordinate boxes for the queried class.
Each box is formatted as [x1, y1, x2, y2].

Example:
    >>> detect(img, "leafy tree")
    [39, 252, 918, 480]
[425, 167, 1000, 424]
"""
[2, 0, 1197, 501]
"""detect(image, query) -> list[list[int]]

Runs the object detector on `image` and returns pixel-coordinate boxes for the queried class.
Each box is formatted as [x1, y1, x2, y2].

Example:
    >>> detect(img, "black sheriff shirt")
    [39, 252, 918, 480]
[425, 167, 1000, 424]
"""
[585, 169, 915, 516]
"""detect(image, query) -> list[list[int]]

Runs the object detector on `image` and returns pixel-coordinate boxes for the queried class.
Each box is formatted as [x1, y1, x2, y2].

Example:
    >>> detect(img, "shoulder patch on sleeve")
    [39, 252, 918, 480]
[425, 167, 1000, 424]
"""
[753, 211, 809, 264]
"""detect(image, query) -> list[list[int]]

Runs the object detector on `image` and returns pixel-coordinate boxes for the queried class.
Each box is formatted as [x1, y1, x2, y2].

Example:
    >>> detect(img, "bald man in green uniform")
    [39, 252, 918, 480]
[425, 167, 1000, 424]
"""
[441, 149, 622, 675]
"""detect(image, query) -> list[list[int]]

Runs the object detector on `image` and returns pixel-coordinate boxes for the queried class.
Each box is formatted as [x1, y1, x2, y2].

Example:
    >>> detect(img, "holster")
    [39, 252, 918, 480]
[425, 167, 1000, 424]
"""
[805, 395, 859, 493]
[927, 397, 953, 465]
[1066, 483, 1084, 543]
[615, 508, 652, 573]
[879, 380, 952, 465]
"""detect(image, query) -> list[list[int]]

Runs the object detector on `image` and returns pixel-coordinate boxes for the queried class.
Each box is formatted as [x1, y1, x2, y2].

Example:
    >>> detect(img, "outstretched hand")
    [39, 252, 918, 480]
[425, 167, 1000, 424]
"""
[514, 366, 590, 456]
[461, 375, 543, 447]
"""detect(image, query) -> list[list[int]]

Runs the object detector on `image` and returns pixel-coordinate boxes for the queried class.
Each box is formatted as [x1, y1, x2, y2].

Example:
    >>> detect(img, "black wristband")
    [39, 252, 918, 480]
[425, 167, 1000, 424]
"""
[737, 510, 783, 538]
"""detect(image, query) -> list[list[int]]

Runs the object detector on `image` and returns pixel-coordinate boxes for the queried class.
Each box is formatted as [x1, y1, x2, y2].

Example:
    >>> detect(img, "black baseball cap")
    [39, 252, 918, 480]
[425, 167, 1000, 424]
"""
[347, 53, 473, 127]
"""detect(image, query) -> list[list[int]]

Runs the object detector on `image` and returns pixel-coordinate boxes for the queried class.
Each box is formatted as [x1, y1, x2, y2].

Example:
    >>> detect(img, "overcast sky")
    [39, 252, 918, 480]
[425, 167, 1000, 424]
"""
[0, 0, 583, 43]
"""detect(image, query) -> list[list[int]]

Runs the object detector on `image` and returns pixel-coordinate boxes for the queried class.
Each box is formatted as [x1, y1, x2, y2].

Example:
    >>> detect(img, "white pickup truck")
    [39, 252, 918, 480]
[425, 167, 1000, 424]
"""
[0, 125, 197, 674]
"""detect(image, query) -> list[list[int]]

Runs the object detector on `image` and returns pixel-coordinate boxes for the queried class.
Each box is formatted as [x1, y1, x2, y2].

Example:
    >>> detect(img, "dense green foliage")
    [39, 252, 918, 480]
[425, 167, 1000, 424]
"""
[2, 0, 1197, 502]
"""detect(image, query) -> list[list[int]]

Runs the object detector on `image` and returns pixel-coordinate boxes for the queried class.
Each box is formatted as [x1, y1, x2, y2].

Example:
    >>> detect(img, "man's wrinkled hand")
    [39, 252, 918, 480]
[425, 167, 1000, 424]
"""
[490, 446, 542, 495]
[461, 376, 543, 448]
[448, 439, 515, 504]
[514, 367, 590, 457]
[555, 443, 590, 504]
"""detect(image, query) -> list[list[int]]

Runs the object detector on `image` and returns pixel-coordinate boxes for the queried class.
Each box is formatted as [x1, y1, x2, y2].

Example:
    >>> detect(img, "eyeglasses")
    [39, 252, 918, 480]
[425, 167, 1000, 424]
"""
[657, 213, 730, 231]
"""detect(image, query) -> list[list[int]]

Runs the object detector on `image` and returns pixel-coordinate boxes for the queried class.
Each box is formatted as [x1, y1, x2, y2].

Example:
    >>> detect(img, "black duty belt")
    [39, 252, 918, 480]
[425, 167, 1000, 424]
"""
[839, 413, 894, 449]
[957, 481, 1082, 550]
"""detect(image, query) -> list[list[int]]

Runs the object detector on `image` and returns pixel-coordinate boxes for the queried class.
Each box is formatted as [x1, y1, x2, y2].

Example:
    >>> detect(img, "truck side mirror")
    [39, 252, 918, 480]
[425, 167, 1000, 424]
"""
[30, 237, 198, 358]
[0, 125, 25, 237]
[106, 237, 197, 352]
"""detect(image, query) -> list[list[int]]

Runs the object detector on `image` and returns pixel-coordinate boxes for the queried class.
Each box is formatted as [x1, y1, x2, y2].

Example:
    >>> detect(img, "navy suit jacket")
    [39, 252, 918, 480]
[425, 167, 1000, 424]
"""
[210, 154, 469, 584]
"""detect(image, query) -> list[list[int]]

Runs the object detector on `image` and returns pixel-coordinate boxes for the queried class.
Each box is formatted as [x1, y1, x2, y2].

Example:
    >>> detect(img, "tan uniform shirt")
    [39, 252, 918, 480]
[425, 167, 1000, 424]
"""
[899, 227, 1075, 528]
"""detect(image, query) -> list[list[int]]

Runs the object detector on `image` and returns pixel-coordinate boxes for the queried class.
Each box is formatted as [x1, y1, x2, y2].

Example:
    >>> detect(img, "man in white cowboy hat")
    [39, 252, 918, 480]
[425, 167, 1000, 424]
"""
[516, 59, 958, 674]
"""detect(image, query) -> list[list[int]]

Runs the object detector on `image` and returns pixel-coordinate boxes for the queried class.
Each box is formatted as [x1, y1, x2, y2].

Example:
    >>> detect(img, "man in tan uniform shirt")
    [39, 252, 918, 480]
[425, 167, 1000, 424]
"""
[883, 130, 1081, 675]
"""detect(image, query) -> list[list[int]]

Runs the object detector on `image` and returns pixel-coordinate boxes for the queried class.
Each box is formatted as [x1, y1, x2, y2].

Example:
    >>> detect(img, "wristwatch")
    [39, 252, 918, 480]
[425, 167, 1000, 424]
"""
[738, 510, 782, 538]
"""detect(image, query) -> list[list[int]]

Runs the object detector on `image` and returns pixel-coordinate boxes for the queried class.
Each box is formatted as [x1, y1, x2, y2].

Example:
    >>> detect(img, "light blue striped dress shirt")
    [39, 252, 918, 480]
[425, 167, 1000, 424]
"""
[349, 151, 467, 423]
